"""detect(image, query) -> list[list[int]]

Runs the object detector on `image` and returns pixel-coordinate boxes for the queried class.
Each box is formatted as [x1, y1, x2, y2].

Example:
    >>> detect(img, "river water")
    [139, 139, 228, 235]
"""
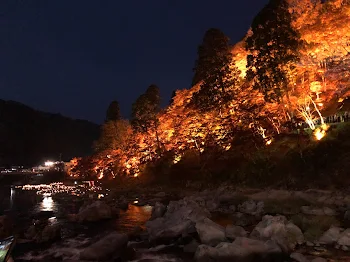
[0, 185, 187, 261]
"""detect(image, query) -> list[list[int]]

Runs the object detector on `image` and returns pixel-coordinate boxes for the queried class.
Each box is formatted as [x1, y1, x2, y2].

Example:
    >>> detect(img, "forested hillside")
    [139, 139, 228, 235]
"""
[69, 0, 350, 188]
[0, 99, 99, 166]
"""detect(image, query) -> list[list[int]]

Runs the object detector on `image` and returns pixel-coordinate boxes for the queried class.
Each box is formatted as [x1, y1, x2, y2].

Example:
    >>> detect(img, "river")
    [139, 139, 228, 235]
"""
[0, 185, 189, 261]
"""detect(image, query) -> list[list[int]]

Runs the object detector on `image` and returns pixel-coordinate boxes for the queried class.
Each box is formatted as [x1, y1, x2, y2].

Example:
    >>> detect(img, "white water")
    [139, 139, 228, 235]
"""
[19, 239, 185, 261]
[18, 235, 90, 261]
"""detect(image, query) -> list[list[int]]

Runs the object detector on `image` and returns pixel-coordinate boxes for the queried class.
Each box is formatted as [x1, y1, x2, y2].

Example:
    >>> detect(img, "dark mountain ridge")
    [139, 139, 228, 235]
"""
[0, 99, 100, 166]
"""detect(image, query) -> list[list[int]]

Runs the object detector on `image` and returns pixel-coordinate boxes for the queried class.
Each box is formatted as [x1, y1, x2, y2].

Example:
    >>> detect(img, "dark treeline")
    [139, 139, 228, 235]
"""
[0, 100, 100, 166]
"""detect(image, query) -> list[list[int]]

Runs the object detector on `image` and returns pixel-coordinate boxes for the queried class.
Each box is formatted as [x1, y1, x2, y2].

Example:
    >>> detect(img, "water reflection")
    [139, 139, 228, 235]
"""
[40, 196, 54, 211]
[116, 204, 152, 232]
[10, 187, 15, 209]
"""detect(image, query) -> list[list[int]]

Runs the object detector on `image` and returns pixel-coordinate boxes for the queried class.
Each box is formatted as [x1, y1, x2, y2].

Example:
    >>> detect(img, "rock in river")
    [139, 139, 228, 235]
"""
[146, 198, 211, 242]
[319, 226, 343, 245]
[195, 237, 283, 262]
[225, 225, 248, 240]
[80, 232, 128, 261]
[250, 215, 304, 252]
[78, 201, 113, 222]
[238, 200, 264, 216]
[337, 228, 350, 247]
[195, 218, 226, 246]
[150, 202, 166, 221]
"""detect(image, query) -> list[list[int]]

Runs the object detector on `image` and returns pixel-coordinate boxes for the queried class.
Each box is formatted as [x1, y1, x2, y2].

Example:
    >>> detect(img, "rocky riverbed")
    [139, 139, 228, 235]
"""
[3, 186, 350, 261]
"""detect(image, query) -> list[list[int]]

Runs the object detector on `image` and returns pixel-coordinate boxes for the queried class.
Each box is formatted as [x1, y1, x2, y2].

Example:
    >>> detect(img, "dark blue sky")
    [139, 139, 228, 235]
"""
[0, 0, 268, 124]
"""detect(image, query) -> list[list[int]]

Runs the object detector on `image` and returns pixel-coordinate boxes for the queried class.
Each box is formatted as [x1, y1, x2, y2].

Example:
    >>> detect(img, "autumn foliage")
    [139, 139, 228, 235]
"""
[69, 0, 350, 182]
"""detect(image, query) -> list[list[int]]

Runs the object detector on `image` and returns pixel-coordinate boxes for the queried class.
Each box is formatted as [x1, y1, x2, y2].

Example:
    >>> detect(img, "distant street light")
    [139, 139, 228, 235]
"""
[45, 161, 55, 167]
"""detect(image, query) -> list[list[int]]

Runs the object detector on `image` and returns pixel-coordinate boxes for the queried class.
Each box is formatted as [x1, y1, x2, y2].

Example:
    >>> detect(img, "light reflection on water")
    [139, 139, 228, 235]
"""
[10, 187, 15, 208]
[116, 204, 152, 232]
[3, 186, 153, 236]
[36, 196, 58, 213]
[41, 196, 54, 211]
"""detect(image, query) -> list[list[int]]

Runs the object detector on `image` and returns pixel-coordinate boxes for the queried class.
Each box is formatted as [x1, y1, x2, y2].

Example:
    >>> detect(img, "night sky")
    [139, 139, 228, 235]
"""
[0, 0, 268, 124]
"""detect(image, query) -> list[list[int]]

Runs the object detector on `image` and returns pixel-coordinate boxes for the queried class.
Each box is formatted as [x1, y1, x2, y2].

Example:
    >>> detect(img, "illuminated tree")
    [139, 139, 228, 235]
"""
[94, 119, 133, 152]
[131, 84, 161, 133]
[105, 100, 121, 122]
[191, 28, 239, 111]
[131, 84, 161, 154]
[246, 0, 302, 102]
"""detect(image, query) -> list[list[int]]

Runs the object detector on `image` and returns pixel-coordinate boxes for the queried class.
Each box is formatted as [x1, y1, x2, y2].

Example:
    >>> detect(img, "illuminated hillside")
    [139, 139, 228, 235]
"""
[70, 0, 350, 180]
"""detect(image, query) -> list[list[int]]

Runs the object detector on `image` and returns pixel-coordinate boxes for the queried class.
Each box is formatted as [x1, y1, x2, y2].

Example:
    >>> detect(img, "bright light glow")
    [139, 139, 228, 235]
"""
[97, 172, 104, 180]
[98, 194, 104, 199]
[133, 173, 138, 177]
[41, 196, 54, 211]
[45, 161, 55, 167]
[133, 200, 139, 204]
[266, 139, 273, 145]
[173, 155, 182, 164]
[314, 124, 329, 141]
[20, 182, 102, 196]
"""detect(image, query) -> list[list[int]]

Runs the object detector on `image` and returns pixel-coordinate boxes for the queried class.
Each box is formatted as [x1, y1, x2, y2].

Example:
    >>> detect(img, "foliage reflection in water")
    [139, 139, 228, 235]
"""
[116, 204, 152, 232]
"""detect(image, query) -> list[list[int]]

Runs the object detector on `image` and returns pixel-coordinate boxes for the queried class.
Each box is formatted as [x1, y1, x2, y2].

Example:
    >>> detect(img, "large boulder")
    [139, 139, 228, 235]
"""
[250, 215, 304, 252]
[337, 228, 350, 246]
[195, 218, 226, 246]
[79, 232, 128, 261]
[150, 202, 166, 221]
[24, 225, 37, 240]
[238, 200, 264, 216]
[25, 224, 61, 243]
[78, 201, 113, 222]
[319, 227, 343, 245]
[146, 198, 211, 242]
[195, 237, 283, 262]
[225, 225, 247, 240]
[39, 224, 61, 243]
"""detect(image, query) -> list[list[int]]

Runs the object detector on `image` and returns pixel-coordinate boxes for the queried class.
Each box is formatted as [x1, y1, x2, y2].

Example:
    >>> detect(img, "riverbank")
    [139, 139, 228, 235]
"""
[4, 185, 350, 261]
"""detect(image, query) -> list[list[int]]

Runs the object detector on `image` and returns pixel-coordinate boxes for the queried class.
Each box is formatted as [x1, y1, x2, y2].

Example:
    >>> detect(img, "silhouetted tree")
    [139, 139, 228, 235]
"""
[169, 90, 176, 105]
[191, 28, 239, 111]
[105, 100, 121, 122]
[246, 0, 302, 102]
[131, 85, 161, 133]
[131, 85, 161, 153]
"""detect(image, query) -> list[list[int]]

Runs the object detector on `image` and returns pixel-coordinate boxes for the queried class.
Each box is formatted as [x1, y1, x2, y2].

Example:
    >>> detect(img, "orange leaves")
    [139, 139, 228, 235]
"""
[85, 1, 350, 180]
